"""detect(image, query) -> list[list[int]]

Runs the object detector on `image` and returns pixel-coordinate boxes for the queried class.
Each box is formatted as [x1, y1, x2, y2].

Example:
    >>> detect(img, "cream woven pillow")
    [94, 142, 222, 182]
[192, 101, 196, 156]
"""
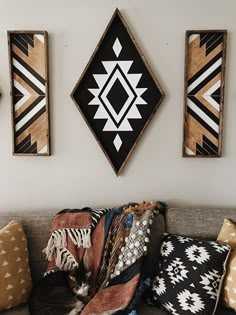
[217, 218, 236, 311]
[0, 220, 32, 311]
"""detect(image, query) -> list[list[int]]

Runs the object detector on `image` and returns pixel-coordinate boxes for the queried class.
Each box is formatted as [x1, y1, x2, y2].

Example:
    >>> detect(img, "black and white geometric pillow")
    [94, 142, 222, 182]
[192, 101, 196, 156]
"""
[151, 233, 230, 315]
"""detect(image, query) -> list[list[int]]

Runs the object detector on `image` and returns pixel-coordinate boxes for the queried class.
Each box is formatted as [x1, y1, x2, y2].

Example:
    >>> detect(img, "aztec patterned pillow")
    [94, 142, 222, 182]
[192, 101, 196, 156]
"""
[150, 233, 230, 315]
[217, 218, 236, 311]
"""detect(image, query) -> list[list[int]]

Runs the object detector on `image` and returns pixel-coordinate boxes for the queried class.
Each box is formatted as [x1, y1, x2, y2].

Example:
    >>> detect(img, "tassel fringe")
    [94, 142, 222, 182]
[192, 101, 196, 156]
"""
[43, 228, 91, 270]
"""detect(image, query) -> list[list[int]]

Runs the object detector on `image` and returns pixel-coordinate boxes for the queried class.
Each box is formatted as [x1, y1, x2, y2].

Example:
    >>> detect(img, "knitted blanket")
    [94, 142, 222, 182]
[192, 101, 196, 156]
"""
[44, 202, 166, 314]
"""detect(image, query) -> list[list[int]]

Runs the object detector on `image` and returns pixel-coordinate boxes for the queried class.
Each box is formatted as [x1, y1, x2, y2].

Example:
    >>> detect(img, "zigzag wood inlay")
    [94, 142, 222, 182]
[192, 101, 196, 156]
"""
[184, 32, 225, 156]
[9, 32, 49, 154]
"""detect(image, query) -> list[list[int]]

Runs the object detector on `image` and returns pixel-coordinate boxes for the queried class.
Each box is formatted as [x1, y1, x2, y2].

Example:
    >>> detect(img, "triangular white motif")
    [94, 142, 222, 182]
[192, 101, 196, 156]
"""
[102, 61, 117, 74]
[18, 268, 23, 273]
[193, 266, 197, 270]
[233, 288, 236, 294]
[8, 295, 13, 301]
[224, 286, 229, 292]
[20, 279, 25, 284]
[230, 233, 236, 237]
[2, 260, 8, 266]
[14, 246, 19, 251]
[190, 283, 195, 288]
[4, 230, 10, 234]
[118, 119, 133, 131]
[229, 298, 236, 304]
[232, 266, 236, 271]
[16, 257, 21, 262]
[4, 273, 11, 278]
[0, 249, 7, 255]
[7, 284, 13, 290]
[228, 276, 233, 282]
[11, 236, 16, 241]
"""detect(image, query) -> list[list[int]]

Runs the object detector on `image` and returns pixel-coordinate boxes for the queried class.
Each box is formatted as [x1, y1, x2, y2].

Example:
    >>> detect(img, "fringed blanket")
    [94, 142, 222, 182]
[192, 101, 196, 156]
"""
[44, 201, 166, 315]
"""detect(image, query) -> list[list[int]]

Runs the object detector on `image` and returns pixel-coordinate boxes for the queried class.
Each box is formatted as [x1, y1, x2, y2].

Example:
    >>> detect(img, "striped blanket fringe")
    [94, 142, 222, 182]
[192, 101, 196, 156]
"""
[44, 228, 91, 270]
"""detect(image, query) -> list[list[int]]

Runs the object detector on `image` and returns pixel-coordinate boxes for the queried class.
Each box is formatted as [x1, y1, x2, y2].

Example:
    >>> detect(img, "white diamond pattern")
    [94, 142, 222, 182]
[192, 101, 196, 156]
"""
[113, 38, 122, 57]
[113, 134, 122, 152]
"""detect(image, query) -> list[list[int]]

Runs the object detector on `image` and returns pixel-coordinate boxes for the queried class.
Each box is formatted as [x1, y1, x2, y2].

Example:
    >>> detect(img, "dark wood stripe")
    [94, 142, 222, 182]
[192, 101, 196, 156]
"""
[188, 96, 219, 124]
[187, 107, 219, 139]
[188, 51, 222, 87]
[13, 66, 45, 95]
[188, 65, 222, 96]
[12, 51, 45, 85]
[15, 106, 46, 138]
[14, 95, 45, 124]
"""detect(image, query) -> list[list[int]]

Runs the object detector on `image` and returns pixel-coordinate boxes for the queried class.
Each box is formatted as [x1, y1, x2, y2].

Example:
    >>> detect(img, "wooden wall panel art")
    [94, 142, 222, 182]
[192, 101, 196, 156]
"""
[8, 31, 50, 155]
[183, 30, 227, 157]
[71, 9, 165, 175]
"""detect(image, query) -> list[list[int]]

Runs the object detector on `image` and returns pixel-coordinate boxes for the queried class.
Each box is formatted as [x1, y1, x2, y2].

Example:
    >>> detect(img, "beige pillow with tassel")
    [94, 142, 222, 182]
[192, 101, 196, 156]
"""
[217, 218, 236, 311]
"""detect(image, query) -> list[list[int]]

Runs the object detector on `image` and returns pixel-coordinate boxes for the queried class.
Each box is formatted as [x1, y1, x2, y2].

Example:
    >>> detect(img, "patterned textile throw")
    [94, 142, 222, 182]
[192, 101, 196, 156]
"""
[44, 201, 166, 314]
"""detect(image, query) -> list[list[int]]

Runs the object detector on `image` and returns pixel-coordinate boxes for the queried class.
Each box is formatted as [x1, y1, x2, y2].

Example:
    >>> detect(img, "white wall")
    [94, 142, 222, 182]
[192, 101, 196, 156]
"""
[0, 0, 235, 212]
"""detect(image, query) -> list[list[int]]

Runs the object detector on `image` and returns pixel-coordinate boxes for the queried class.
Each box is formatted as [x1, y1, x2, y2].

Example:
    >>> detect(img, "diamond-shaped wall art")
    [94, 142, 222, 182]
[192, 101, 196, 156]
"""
[71, 9, 165, 175]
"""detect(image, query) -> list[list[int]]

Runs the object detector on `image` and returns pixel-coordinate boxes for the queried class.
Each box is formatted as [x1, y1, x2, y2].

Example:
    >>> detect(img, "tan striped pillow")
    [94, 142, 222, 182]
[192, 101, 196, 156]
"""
[0, 220, 32, 311]
[217, 218, 236, 311]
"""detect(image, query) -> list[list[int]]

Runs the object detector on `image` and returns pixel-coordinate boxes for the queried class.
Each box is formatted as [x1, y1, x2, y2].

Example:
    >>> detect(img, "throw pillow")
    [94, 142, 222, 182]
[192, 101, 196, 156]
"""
[150, 233, 230, 315]
[217, 218, 236, 247]
[0, 220, 32, 311]
[217, 218, 236, 311]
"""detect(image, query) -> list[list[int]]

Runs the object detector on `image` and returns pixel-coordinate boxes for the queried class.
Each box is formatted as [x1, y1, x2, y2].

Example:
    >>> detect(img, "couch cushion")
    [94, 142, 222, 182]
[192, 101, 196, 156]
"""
[0, 304, 29, 315]
[0, 210, 57, 283]
[137, 303, 236, 315]
[215, 305, 236, 314]
[137, 303, 169, 314]
[166, 208, 236, 240]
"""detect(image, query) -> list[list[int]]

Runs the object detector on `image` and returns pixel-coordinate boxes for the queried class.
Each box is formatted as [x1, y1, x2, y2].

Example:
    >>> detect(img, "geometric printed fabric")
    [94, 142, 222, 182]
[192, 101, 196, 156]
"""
[71, 10, 164, 175]
[184, 31, 227, 156]
[151, 233, 230, 315]
[8, 32, 49, 155]
[217, 218, 236, 311]
[0, 221, 32, 311]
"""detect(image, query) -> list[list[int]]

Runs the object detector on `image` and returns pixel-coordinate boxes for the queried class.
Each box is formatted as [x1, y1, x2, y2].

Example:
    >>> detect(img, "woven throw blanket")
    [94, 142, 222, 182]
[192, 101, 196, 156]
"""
[44, 207, 111, 271]
[44, 201, 166, 314]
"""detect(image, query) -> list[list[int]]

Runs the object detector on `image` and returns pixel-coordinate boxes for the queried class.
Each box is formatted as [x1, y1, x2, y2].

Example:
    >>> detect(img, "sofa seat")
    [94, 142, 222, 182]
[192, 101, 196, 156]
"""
[0, 304, 29, 315]
[137, 303, 236, 314]
[1, 303, 235, 314]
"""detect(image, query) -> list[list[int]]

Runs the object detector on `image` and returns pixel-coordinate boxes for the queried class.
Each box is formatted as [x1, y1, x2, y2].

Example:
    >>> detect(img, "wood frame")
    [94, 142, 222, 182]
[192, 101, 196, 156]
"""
[71, 8, 165, 175]
[183, 30, 227, 158]
[8, 30, 50, 156]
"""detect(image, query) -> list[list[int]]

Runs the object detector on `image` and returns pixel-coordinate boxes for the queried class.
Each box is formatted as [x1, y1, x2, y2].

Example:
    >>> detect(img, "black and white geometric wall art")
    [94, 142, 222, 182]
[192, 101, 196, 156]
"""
[150, 233, 230, 315]
[71, 9, 165, 175]
[183, 30, 227, 157]
[8, 31, 50, 155]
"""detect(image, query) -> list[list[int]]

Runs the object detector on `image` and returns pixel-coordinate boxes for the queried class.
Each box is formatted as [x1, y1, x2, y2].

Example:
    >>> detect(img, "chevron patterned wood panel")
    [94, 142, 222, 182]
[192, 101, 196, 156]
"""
[183, 30, 227, 157]
[8, 31, 50, 155]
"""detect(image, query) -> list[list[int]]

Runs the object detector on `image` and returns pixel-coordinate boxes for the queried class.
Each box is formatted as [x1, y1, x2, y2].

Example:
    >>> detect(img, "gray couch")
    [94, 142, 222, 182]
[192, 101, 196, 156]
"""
[0, 208, 236, 315]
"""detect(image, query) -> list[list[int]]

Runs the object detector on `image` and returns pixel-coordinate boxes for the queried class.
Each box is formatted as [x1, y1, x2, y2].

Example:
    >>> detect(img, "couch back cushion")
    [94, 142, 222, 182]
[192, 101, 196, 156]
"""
[0, 211, 56, 283]
[166, 208, 236, 240]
